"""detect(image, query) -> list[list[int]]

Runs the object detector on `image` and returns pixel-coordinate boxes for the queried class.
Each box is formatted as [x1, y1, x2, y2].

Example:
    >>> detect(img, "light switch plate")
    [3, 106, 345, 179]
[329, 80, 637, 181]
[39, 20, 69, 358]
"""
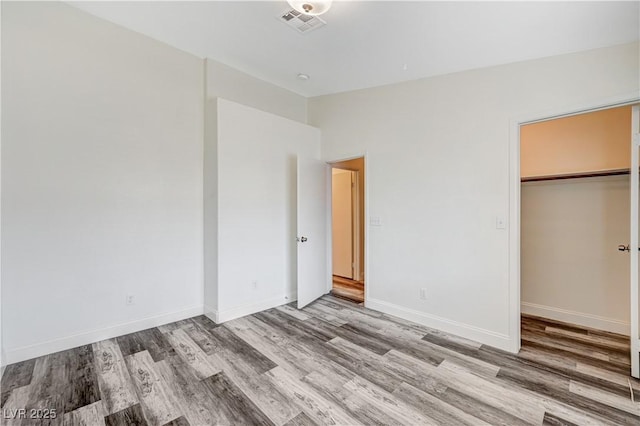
[496, 216, 506, 229]
[370, 216, 382, 226]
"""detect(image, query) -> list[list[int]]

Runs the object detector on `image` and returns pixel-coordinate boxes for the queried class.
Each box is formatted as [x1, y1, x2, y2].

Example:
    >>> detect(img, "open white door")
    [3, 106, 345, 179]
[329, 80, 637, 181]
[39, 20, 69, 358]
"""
[631, 104, 640, 378]
[297, 155, 328, 309]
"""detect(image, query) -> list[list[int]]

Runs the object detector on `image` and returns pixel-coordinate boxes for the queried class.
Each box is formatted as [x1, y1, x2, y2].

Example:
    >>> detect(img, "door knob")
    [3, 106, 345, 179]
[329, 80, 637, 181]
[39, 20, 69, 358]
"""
[617, 244, 640, 252]
[300, 236, 308, 242]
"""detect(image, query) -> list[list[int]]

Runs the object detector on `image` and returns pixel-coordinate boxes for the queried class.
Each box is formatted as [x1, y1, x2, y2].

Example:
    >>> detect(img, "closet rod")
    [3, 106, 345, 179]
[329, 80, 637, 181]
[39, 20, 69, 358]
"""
[521, 168, 630, 183]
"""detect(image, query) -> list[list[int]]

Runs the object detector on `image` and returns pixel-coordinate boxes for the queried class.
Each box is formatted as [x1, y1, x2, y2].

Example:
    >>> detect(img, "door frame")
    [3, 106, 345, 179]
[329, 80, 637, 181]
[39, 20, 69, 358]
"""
[631, 105, 640, 377]
[327, 152, 369, 305]
[508, 92, 640, 355]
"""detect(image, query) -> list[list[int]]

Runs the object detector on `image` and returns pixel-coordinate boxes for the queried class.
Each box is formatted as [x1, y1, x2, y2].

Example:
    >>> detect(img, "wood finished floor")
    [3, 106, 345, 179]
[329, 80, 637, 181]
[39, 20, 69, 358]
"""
[2, 296, 640, 426]
[330, 276, 364, 303]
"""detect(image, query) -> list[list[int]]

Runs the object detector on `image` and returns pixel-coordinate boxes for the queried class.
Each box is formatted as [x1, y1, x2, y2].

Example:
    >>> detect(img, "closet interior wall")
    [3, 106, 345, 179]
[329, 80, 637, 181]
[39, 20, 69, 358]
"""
[521, 106, 632, 335]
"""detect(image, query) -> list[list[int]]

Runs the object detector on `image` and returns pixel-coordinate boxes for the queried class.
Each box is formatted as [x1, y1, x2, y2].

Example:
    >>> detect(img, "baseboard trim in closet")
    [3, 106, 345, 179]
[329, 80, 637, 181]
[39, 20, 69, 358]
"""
[521, 302, 630, 336]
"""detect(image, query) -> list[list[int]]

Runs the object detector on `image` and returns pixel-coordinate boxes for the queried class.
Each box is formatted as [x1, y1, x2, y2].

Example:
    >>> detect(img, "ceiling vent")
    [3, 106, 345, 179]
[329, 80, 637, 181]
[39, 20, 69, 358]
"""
[279, 9, 326, 34]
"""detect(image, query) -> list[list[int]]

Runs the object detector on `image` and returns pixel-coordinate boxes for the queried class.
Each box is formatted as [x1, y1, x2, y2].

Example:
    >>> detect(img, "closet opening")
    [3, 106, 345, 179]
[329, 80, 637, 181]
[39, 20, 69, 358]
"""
[520, 105, 636, 377]
[330, 157, 365, 303]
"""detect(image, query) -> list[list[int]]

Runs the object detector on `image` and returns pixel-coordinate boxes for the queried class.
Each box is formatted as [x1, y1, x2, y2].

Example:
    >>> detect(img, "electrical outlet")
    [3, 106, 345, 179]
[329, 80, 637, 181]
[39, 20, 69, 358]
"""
[420, 288, 427, 300]
[252, 280, 258, 290]
[126, 294, 135, 306]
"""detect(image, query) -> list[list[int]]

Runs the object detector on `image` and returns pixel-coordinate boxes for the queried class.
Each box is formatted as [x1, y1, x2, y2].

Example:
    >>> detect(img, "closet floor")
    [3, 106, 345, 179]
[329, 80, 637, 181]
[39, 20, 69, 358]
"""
[521, 314, 632, 376]
[2, 298, 639, 425]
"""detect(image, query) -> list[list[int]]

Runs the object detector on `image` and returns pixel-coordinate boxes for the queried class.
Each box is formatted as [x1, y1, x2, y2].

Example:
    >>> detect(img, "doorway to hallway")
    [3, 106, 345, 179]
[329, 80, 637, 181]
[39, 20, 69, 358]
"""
[330, 158, 365, 303]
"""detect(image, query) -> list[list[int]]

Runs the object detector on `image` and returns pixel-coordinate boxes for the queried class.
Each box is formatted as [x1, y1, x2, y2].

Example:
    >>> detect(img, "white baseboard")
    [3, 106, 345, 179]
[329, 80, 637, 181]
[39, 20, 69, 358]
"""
[521, 302, 630, 336]
[366, 297, 512, 351]
[214, 293, 296, 324]
[204, 304, 219, 324]
[3, 305, 204, 366]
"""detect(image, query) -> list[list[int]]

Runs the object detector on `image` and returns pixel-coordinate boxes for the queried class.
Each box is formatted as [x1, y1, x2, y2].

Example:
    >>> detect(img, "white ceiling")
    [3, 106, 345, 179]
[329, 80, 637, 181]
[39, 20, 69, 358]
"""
[68, 1, 639, 97]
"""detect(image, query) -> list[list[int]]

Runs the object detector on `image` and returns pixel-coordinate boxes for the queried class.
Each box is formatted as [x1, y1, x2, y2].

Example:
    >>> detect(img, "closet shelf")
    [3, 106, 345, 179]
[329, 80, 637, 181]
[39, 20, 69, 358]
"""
[521, 168, 630, 183]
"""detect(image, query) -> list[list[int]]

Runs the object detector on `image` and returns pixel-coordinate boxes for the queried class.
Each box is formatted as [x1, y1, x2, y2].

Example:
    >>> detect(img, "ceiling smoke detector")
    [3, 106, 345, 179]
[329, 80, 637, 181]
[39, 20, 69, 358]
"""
[287, 0, 332, 16]
[279, 9, 326, 34]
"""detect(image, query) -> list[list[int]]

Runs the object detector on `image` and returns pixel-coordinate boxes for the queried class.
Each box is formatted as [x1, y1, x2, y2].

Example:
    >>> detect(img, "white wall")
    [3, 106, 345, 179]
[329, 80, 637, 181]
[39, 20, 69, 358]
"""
[0, 0, 3, 373]
[308, 42, 639, 350]
[202, 60, 311, 322]
[211, 99, 320, 322]
[206, 59, 307, 124]
[521, 176, 630, 334]
[1, 2, 204, 364]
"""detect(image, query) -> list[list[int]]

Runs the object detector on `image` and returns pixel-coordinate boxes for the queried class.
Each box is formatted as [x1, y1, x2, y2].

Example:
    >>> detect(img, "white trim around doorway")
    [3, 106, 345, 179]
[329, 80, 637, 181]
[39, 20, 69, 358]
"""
[327, 152, 369, 306]
[507, 91, 640, 354]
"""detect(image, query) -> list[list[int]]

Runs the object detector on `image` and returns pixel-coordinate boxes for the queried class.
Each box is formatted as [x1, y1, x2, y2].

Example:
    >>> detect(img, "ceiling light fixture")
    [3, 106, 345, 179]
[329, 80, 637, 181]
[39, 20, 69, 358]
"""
[287, 0, 332, 16]
[297, 73, 310, 81]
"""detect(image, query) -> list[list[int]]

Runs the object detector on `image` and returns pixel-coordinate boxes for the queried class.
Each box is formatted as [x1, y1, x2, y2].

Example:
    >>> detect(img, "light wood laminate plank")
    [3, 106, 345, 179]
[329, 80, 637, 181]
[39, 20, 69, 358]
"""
[92, 339, 139, 416]
[209, 349, 301, 425]
[1, 296, 636, 426]
[124, 351, 181, 426]
[164, 329, 220, 381]
[63, 400, 106, 426]
[266, 366, 362, 426]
